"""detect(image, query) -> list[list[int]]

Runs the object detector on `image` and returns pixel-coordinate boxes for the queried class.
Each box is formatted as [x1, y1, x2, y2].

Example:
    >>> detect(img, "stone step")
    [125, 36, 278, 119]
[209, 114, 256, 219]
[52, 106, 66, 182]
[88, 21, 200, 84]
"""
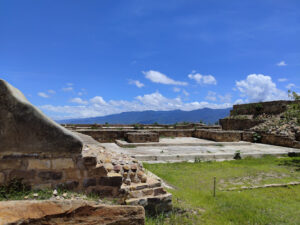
[128, 187, 167, 199]
[121, 178, 161, 192]
[125, 193, 173, 214]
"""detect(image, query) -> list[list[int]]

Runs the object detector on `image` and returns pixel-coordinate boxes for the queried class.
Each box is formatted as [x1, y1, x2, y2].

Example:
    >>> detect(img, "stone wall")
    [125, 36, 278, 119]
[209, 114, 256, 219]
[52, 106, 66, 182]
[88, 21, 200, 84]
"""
[77, 129, 195, 142]
[260, 133, 300, 148]
[193, 129, 243, 142]
[219, 118, 264, 130]
[0, 153, 123, 197]
[230, 100, 300, 116]
[126, 132, 159, 143]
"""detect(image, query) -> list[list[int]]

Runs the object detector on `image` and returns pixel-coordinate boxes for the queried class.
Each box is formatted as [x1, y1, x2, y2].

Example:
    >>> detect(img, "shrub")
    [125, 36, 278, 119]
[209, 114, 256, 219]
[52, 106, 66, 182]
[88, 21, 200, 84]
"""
[253, 132, 262, 143]
[233, 150, 242, 160]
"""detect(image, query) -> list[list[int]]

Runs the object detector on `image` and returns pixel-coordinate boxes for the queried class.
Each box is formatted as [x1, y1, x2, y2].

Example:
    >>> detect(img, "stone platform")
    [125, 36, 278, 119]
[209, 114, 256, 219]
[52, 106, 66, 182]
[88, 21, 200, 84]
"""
[101, 137, 300, 163]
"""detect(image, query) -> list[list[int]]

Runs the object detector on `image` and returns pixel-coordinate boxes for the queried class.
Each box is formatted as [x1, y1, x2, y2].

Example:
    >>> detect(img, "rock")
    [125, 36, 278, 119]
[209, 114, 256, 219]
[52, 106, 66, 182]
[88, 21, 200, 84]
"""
[131, 164, 137, 172]
[33, 193, 39, 198]
[141, 175, 147, 183]
[125, 178, 131, 185]
[63, 193, 68, 198]
[123, 165, 130, 172]
[0, 200, 145, 225]
[137, 171, 144, 178]
[53, 189, 58, 196]
[104, 163, 114, 172]
[0, 79, 83, 155]
[113, 165, 122, 173]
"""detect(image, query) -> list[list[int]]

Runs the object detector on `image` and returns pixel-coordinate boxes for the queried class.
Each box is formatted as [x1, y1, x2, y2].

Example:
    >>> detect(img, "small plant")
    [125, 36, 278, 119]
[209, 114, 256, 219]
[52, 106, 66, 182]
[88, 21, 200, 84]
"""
[153, 122, 159, 125]
[91, 123, 98, 129]
[104, 122, 109, 127]
[233, 150, 242, 160]
[0, 178, 30, 200]
[253, 132, 262, 143]
[123, 145, 136, 148]
[134, 123, 140, 130]
[194, 157, 202, 163]
[216, 143, 224, 147]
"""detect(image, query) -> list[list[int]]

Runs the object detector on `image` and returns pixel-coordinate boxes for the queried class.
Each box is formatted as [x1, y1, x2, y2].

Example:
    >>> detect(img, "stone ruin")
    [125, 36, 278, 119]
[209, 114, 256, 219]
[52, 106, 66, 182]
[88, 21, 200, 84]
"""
[0, 79, 172, 223]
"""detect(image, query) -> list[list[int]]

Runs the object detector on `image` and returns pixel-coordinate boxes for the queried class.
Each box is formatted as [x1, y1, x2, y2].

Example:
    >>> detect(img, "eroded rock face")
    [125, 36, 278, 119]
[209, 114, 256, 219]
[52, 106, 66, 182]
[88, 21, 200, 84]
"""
[0, 200, 145, 225]
[0, 79, 83, 155]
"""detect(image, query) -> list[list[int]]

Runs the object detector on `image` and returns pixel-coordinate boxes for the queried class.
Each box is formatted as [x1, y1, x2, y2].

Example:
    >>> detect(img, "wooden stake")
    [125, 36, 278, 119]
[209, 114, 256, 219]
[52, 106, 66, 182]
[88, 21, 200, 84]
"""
[213, 177, 216, 197]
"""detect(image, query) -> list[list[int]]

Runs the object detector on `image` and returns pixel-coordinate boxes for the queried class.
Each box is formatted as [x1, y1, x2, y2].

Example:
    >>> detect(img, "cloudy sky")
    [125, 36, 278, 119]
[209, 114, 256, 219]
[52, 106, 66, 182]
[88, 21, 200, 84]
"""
[1, 0, 300, 119]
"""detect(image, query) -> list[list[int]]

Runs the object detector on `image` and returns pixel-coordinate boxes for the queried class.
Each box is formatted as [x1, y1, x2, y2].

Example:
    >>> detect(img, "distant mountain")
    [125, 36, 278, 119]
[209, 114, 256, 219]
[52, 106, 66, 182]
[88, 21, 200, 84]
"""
[58, 108, 231, 125]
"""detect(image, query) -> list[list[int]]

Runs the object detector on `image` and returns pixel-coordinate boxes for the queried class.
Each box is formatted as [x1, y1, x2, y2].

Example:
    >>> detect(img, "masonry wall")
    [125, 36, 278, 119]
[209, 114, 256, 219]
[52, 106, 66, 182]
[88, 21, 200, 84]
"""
[219, 118, 264, 130]
[78, 129, 195, 142]
[230, 100, 300, 116]
[193, 129, 243, 142]
[0, 153, 122, 197]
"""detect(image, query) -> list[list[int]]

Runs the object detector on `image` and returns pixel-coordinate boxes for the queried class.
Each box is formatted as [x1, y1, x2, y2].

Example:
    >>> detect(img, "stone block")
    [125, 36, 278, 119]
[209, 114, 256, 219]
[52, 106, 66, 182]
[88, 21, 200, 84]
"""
[83, 178, 97, 187]
[51, 158, 74, 170]
[56, 180, 79, 190]
[82, 156, 97, 167]
[9, 170, 36, 180]
[28, 159, 51, 170]
[98, 173, 122, 187]
[38, 171, 62, 181]
[0, 79, 83, 155]
[0, 172, 5, 184]
[0, 159, 22, 170]
[126, 132, 159, 143]
[0, 200, 145, 225]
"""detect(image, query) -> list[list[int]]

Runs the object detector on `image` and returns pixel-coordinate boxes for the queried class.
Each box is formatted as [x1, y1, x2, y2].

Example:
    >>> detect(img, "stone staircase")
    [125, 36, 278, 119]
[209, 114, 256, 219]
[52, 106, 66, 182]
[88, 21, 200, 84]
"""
[121, 177, 172, 214]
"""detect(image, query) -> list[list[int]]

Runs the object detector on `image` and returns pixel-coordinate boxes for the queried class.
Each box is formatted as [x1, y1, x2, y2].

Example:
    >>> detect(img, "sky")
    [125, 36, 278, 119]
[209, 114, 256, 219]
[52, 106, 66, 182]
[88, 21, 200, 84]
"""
[1, 0, 300, 119]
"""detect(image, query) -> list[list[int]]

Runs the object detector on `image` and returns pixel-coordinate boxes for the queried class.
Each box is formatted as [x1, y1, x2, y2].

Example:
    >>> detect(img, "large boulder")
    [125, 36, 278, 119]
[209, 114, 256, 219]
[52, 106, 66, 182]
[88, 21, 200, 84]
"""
[0, 79, 82, 155]
[0, 200, 145, 225]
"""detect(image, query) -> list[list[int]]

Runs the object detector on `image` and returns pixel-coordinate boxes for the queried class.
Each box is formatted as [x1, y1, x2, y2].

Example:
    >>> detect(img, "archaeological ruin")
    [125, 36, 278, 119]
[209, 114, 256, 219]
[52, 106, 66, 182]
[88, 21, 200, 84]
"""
[1, 78, 300, 224]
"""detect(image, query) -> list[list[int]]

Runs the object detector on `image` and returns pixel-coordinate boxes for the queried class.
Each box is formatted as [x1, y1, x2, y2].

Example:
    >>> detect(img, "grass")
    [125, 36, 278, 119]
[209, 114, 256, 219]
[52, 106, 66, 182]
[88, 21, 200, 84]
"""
[0, 179, 100, 201]
[144, 156, 300, 225]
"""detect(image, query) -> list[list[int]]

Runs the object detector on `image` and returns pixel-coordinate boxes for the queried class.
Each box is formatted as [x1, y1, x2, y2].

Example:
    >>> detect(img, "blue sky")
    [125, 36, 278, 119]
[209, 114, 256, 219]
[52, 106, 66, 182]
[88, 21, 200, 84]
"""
[1, 0, 300, 119]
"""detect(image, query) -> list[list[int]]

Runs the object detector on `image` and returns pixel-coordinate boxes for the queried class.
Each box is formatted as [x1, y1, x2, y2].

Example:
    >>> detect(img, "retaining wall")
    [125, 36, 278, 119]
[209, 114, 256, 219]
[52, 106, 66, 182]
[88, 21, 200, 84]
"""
[219, 118, 264, 130]
[0, 153, 122, 197]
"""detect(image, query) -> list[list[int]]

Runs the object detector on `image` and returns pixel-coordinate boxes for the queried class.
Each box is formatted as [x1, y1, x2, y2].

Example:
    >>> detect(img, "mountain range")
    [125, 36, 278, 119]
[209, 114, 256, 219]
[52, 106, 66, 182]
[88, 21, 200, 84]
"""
[58, 108, 231, 125]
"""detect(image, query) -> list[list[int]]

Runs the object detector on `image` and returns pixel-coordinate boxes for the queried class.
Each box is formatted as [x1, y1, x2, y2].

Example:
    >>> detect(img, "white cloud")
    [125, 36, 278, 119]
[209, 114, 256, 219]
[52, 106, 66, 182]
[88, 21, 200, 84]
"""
[38, 92, 49, 98]
[67, 83, 73, 86]
[188, 72, 217, 85]
[234, 99, 244, 105]
[70, 97, 88, 105]
[40, 91, 231, 120]
[90, 96, 107, 105]
[144, 70, 187, 86]
[78, 92, 83, 96]
[205, 91, 217, 101]
[286, 83, 295, 89]
[173, 87, 181, 92]
[129, 79, 144, 88]
[236, 74, 287, 102]
[48, 90, 56, 94]
[277, 61, 287, 66]
[62, 87, 73, 92]
[278, 78, 288, 82]
[219, 93, 232, 103]
[182, 90, 189, 96]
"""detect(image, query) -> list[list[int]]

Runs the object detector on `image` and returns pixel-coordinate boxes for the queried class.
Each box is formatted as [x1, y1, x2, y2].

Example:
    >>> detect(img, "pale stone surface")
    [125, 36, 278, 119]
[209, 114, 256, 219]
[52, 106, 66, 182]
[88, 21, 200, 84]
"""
[102, 139, 300, 163]
[51, 158, 74, 170]
[27, 159, 51, 170]
[0, 200, 145, 225]
[0, 79, 83, 155]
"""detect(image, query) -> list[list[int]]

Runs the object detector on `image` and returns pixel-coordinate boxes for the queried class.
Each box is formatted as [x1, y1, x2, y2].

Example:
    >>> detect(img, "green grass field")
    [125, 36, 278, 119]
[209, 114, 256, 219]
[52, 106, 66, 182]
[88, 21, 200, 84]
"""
[144, 156, 300, 225]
